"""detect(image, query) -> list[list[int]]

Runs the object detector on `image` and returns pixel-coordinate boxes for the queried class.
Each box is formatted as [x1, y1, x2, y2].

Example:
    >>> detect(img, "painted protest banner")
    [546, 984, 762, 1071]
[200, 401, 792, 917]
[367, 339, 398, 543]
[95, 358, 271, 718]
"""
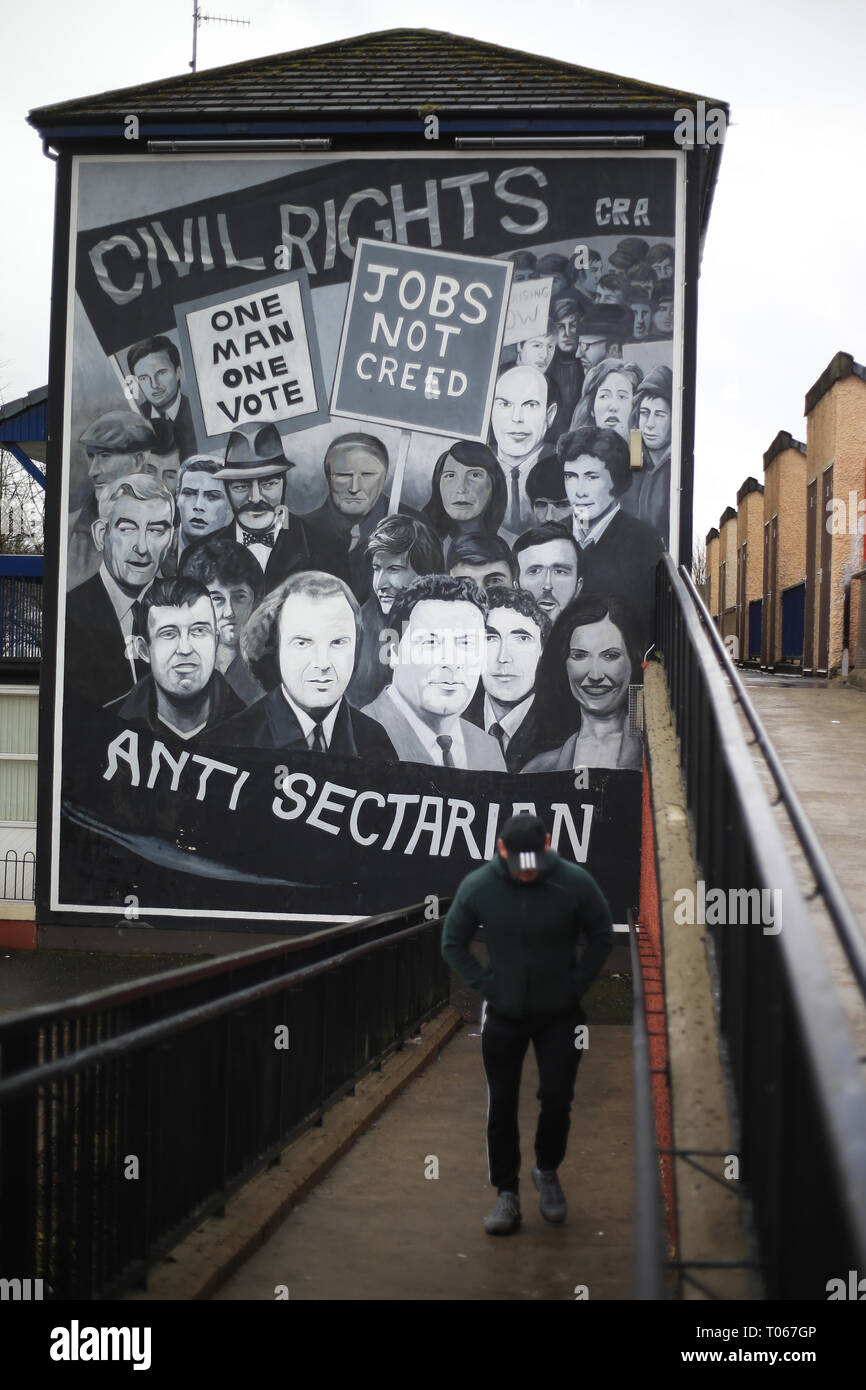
[175, 271, 329, 442]
[502, 275, 553, 347]
[330, 239, 513, 440]
[74, 158, 675, 357]
[58, 689, 640, 922]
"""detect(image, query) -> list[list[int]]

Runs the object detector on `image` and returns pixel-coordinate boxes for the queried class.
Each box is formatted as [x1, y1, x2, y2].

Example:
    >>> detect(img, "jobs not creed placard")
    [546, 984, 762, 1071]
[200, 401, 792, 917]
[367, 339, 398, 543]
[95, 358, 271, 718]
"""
[330, 239, 513, 441]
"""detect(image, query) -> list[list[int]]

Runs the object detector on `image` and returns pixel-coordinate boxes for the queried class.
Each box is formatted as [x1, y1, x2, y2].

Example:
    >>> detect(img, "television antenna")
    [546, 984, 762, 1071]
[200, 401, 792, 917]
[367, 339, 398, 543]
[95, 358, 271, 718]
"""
[190, 1, 250, 73]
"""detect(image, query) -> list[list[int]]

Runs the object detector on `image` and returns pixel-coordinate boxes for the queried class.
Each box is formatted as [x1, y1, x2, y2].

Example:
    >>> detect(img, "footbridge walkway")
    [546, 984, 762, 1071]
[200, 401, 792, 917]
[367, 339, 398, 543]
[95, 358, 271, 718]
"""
[2, 556, 865, 1304]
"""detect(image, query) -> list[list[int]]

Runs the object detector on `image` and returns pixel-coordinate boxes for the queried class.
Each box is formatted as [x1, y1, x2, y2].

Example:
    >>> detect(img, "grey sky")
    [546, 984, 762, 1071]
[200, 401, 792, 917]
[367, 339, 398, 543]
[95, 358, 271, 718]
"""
[2, 0, 864, 544]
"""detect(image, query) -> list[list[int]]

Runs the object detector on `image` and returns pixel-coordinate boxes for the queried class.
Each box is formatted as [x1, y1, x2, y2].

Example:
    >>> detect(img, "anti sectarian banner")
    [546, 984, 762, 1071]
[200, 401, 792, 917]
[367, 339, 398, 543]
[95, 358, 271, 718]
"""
[44, 149, 683, 931]
[330, 239, 512, 440]
[57, 690, 640, 923]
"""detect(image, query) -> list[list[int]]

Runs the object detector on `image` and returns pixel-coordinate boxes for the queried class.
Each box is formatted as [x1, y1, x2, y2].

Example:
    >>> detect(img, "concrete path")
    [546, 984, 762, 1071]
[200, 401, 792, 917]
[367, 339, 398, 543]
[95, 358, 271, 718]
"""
[738, 672, 866, 1052]
[214, 1021, 634, 1301]
[742, 673, 866, 929]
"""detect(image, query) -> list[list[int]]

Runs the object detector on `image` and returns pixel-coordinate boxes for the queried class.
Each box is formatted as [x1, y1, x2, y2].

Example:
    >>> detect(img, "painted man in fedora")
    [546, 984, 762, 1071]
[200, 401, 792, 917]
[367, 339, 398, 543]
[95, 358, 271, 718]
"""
[208, 423, 315, 595]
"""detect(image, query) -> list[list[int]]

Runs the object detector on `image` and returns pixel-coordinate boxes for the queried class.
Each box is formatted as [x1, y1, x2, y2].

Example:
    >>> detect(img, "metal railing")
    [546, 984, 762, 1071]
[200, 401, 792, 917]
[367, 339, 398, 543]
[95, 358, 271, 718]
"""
[656, 552, 866, 1298]
[0, 576, 42, 659]
[0, 901, 451, 1300]
[678, 565, 866, 999]
[0, 849, 36, 901]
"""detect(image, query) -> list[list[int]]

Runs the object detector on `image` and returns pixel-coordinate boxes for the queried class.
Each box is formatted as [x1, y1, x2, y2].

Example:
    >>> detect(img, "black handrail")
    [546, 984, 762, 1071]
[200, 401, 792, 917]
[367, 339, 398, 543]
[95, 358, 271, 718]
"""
[0, 900, 452, 1299]
[0, 897, 443, 1030]
[679, 563, 866, 999]
[656, 551, 866, 1299]
[0, 914, 446, 1104]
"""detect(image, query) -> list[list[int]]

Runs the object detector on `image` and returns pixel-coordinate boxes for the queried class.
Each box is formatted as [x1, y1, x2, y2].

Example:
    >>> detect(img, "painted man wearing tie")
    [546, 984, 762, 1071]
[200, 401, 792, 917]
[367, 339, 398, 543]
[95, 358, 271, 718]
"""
[463, 587, 555, 773]
[489, 366, 559, 537]
[127, 335, 197, 462]
[559, 425, 662, 648]
[363, 575, 506, 772]
[214, 570, 397, 761]
[210, 423, 315, 596]
[65, 474, 174, 705]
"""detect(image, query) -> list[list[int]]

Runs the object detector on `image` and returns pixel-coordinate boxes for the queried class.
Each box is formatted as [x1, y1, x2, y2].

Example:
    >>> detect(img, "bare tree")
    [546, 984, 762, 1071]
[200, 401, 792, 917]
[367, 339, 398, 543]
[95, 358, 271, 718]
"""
[692, 537, 707, 588]
[0, 447, 45, 554]
[0, 410, 45, 654]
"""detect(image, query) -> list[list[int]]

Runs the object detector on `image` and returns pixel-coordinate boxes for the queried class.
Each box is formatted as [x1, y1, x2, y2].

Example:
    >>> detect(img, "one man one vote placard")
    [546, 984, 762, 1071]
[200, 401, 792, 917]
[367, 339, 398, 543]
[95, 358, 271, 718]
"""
[176, 270, 329, 440]
[330, 239, 513, 441]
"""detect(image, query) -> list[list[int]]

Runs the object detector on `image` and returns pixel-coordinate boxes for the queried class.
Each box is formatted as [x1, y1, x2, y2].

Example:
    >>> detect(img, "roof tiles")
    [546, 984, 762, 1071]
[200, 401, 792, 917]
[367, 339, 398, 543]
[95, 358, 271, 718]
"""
[29, 27, 719, 125]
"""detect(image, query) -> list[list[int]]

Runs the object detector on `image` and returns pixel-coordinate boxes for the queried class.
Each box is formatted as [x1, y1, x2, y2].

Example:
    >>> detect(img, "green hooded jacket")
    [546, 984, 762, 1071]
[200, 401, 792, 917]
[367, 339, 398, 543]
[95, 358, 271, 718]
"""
[441, 849, 615, 1019]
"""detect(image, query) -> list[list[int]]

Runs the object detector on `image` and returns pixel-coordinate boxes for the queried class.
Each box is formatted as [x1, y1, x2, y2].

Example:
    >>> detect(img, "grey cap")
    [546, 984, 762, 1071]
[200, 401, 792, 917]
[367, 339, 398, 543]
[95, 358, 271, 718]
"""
[79, 411, 156, 452]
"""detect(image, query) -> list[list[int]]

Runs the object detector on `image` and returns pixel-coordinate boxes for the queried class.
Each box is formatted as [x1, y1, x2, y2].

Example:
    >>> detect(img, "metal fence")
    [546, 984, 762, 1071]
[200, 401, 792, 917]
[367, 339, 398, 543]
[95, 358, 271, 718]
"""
[656, 552, 866, 1298]
[0, 901, 451, 1300]
[0, 577, 42, 659]
[0, 850, 36, 901]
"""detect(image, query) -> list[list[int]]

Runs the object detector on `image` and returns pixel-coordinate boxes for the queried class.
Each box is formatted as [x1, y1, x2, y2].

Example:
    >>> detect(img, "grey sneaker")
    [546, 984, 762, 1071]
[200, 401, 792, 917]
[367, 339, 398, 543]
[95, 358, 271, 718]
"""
[484, 1190, 521, 1235]
[532, 1165, 567, 1223]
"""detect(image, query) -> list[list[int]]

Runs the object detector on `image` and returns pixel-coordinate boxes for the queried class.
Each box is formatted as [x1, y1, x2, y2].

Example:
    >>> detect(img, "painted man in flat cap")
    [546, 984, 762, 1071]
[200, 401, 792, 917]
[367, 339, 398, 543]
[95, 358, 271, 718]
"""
[68, 410, 158, 585]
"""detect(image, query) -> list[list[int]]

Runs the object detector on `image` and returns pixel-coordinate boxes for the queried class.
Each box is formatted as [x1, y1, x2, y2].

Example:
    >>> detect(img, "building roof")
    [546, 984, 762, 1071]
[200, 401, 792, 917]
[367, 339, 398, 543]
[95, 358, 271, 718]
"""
[719, 506, 737, 528]
[27, 30, 727, 251]
[705, 526, 719, 544]
[763, 430, 806, 470]
[29, 28, 723, 123]
[0, 387, 48, 445]
[805, 351, 866, 416]
[736, 476, 763, 505]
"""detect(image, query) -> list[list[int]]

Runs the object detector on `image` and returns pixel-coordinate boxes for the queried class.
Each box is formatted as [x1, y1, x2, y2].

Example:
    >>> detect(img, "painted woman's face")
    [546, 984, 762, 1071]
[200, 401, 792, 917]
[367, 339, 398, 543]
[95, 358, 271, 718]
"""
[592, 372, 634, 439]
[439, 456, 493, 522]
[566, 616, 631, 717]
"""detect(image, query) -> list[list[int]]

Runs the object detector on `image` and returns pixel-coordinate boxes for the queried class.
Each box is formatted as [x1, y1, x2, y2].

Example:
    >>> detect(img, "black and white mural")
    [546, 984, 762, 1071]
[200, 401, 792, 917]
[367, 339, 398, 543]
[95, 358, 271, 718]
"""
[46, 152, 683, 926]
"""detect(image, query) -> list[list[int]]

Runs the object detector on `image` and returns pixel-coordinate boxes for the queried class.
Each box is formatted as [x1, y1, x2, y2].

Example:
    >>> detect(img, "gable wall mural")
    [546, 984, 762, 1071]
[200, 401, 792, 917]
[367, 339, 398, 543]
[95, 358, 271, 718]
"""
[42, 150, 685, 927]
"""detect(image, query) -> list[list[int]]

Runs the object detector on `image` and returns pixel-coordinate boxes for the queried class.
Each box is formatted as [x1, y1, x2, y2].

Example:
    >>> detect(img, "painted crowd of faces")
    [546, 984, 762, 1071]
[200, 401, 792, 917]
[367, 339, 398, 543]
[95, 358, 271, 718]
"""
[65, 235, 674, 774]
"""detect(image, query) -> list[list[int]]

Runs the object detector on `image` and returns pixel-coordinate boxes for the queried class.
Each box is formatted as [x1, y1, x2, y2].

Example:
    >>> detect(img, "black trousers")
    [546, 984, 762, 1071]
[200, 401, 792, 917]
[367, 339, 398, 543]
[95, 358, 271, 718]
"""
[481, 1001, 585, 1193]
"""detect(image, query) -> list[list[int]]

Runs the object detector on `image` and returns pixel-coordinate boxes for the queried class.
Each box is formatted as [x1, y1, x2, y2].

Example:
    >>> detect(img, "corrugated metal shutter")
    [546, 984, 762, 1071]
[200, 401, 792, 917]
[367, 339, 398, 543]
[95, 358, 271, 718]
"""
[0, 687, 38, 822]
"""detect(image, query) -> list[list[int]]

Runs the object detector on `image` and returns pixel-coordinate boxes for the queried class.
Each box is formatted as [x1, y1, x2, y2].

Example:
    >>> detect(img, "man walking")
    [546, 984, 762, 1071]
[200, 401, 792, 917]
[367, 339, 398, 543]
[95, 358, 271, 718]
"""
[441, 813, 614, 1234]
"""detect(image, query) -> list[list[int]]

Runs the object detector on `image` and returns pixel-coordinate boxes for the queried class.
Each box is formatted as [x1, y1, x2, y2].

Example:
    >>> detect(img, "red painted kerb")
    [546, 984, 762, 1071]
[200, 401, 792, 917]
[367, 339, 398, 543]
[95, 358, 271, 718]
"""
[639, 751, 676, 1253]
